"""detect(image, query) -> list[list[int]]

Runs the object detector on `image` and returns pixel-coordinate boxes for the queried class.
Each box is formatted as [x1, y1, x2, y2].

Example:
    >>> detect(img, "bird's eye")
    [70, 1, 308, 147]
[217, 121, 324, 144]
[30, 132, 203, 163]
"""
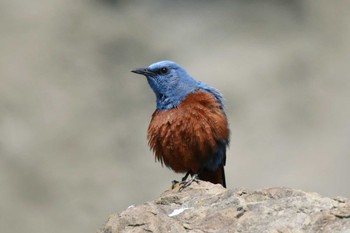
[159, 67, 169, 75]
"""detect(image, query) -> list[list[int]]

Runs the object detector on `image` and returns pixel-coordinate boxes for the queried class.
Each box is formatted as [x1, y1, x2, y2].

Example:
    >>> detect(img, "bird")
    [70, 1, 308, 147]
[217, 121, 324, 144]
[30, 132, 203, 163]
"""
[131, 61, 230, 188]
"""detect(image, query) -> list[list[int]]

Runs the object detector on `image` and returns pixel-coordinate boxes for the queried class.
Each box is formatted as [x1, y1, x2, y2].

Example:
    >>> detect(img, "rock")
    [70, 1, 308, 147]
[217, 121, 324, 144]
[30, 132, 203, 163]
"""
[98, 182, 350, 233]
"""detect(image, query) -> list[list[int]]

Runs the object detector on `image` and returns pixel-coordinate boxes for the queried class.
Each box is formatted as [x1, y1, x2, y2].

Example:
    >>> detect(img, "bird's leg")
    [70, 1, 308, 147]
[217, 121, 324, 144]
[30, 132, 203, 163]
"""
[181, 171, 191, 182]
[179, 173, 199, 191]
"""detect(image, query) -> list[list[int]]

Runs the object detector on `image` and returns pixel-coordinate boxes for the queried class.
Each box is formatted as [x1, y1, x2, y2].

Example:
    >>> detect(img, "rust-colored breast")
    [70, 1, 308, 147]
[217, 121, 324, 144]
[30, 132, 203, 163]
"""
[147, 91, 229, 173]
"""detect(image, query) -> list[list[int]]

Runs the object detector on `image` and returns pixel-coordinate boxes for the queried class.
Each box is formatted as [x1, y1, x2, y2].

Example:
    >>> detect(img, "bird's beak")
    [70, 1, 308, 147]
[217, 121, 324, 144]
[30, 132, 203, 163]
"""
[131, 67, 155, 76]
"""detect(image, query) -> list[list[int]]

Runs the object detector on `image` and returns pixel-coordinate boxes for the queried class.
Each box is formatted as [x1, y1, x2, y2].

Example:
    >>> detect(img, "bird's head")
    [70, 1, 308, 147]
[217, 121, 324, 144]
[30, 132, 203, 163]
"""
[131, 61, 198, 110]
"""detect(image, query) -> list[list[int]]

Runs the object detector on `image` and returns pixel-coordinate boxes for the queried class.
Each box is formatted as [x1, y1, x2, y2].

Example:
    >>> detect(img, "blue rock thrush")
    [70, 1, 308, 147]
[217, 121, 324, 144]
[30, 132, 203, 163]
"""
[131, 61, 230, 188]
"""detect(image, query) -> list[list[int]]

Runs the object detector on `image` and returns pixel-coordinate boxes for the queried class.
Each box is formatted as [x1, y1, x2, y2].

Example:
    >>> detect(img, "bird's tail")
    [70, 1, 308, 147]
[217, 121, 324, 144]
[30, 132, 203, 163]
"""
[198, 166, 226, 188]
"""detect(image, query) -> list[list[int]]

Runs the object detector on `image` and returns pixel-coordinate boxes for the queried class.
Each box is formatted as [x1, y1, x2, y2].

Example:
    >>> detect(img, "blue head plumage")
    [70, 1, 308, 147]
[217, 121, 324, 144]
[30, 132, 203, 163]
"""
[131, 60, 224, 110]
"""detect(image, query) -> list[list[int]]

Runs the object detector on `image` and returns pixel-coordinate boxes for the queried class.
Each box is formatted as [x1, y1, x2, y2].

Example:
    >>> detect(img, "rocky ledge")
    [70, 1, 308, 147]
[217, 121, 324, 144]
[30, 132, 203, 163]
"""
[98, 182, 350, 233]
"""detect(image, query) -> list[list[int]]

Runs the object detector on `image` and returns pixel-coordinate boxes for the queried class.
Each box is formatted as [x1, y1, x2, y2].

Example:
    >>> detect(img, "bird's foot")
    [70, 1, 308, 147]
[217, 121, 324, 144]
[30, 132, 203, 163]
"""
[178, 174, 199, 191]
[171, 172, 198, 191]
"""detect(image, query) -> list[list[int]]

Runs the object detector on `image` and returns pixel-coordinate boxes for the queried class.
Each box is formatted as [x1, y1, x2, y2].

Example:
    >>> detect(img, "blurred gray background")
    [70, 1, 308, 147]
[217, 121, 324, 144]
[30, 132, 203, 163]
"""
[1, 0, 350, 232]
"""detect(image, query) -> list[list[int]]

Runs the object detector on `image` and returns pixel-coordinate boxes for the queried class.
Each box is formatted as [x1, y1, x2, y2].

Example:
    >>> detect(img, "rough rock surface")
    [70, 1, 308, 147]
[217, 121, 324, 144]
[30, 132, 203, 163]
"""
[98, 182, 350, 233]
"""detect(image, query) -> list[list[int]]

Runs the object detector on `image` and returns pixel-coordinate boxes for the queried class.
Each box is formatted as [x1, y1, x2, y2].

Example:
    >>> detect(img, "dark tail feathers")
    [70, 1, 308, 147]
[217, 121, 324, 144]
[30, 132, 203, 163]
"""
[198, 166, 226, 188]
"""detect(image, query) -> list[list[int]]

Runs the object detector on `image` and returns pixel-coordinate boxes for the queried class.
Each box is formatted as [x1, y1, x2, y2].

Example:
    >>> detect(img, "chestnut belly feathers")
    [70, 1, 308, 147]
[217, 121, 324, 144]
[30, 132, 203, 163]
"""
[147, 91, 230, 174]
